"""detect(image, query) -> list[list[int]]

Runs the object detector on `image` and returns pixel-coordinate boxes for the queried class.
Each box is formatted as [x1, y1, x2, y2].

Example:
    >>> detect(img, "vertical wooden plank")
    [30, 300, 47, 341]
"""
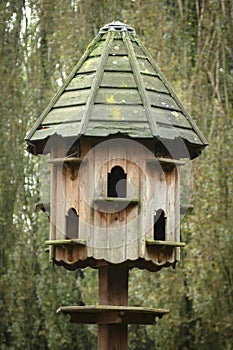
[49, 148, 57, 261]
[143, 156, 155, 243]
[55, 139, 66, 240]
[88, 146, 95, 258]
[165, 167, 177, 242]
[174, 166, 181, 260]
[93, 144, 108, 260]
[164, 166, 180, 263]
[81, 140, 94, 258]
[125, 143, 140, 261]
[145, 160, 167, 242]
[138, 156, 147, 259]
[64, 140, 79, 222]
[49, 136, 65, 259]
[105, 140, 127, 263]
[78, 139, 89, 244]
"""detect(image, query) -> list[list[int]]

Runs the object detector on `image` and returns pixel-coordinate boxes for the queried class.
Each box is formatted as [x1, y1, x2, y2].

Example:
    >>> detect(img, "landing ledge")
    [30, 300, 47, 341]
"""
[57, 305, 169, 324]
[45, 239, 86, 246]
[146, 240, 185, 247]
[94, 197, 138, 204]
[146, 158, 185, 167]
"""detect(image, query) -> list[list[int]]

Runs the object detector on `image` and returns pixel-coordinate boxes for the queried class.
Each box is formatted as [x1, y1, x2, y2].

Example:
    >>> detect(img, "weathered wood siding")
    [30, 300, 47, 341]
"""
[50, 137, 181, 270]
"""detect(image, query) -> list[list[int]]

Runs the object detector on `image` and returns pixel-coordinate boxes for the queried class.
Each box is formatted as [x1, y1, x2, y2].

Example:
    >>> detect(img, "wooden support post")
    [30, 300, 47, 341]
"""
[98, 265, 128, 350]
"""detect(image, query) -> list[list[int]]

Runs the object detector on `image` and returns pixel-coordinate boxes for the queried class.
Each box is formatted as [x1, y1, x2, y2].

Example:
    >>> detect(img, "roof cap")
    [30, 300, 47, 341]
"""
[100, 21, 135, 34]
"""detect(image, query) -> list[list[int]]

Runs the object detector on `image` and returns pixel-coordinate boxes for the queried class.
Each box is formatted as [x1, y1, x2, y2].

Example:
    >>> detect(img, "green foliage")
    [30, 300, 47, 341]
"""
[0, 0, 233, 349]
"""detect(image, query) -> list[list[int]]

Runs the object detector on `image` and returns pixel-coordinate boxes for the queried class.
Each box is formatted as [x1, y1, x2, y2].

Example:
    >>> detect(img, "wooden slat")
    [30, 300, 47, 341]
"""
[85, 142, 95, 258]
[54, 89, 90, 108]
[89, 40, 106, 56]
[132, 41, 147, 57]
[92, 144, 108, 260]
[87, 120, 152, 138]
[165, 167, 177, 242]
[148, 91, 180, 110]
[100, 72, 136, 88]
[142, 74, 168, 93]
[78, 56, 100, 73]
[137, 57, 157, 75]
[106, 151, 128, 263]
[105, 56, 131, 71]
[42, 105, 84, 125]
[66, 73, 96, 90]
[49, 138, 66, 256]
[178, 127, 204, 144]
[156, 124, 204, 145]
[55, 149, 66, 240]
[108, 39, 127, 55]
[49, 145, 57, 260]
[96, 87, 142, 105]
[125, 145, 142, 260]
[29, 123, 80, 140]
[151, 107, 191, 128]
[91, 105, 147, 121]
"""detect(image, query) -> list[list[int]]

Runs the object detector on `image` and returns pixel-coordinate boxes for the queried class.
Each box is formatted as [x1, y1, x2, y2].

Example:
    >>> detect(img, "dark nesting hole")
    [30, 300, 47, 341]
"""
[154, 209, 166, 241]
[108, 166, 127, 198]
[154, 141, 171, 158]
[66, 208, 79, 239]
[66, 139, 80, 157]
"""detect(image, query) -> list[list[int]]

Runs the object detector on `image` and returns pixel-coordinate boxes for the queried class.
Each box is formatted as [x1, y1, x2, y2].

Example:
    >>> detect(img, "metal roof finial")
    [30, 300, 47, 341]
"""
[99, 21, 136, 34]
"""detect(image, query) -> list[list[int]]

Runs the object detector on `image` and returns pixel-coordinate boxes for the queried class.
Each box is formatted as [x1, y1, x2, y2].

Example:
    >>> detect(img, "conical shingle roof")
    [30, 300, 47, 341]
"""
[25, 21, 207, 158]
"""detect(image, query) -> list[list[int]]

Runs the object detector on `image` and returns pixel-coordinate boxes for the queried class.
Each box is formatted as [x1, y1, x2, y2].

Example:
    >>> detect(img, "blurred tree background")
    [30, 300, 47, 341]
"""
[0, 0, 232, 349]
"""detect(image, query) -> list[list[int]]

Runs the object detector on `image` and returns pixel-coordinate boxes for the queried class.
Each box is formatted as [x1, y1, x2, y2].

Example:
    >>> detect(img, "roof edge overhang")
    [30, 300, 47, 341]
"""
[26, 132, 207, 159]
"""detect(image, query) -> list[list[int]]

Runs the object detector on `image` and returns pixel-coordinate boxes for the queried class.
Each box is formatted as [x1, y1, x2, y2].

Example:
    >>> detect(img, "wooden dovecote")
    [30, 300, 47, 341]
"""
[25, 21, 207, 272]
[25, 21, 208, 349]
